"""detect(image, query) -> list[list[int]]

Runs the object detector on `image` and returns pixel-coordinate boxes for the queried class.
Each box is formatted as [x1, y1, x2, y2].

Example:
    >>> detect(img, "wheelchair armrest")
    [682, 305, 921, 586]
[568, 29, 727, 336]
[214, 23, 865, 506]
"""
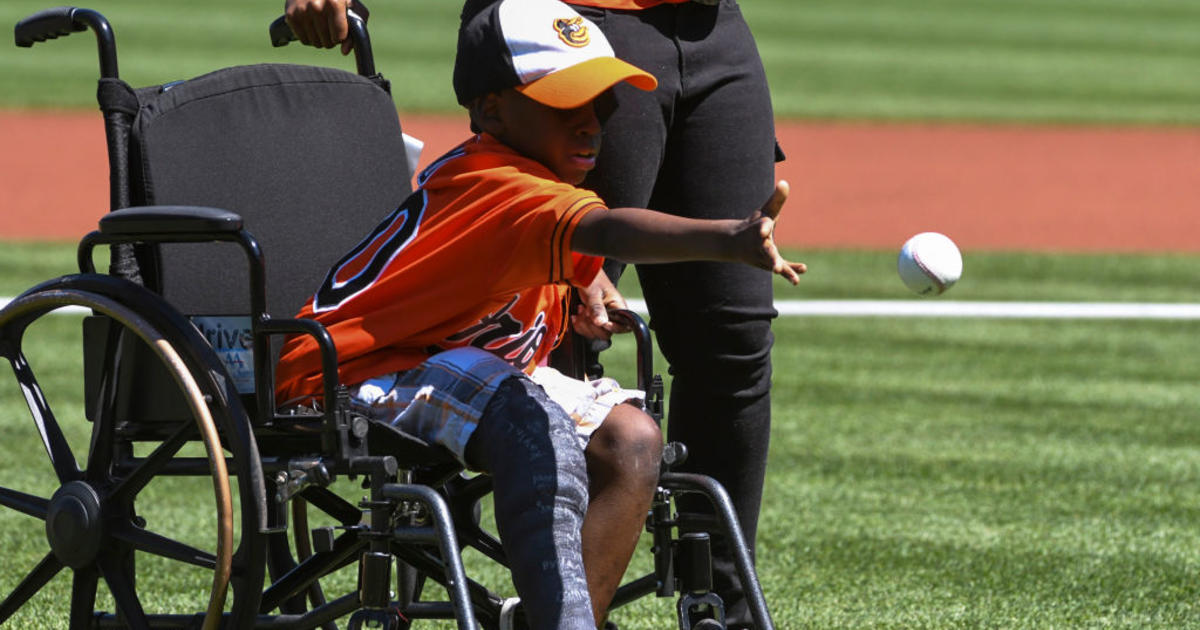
[82, 207, 274, 418]
[81, 206, 262, 308]
[259, 317, 340, 426]
[608, 308, 665, 422]
[99, 205, 243, 237]
[608, 308, 649, 344]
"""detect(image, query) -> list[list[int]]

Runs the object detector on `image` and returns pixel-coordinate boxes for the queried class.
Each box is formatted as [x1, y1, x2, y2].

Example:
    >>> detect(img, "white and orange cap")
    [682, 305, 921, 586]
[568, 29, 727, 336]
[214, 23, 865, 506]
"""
[453, 0, 658, 109]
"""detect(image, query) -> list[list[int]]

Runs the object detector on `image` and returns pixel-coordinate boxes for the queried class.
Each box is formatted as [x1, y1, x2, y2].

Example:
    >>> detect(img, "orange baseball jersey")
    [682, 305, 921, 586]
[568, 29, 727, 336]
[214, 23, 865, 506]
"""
[275, 134, 605, 403]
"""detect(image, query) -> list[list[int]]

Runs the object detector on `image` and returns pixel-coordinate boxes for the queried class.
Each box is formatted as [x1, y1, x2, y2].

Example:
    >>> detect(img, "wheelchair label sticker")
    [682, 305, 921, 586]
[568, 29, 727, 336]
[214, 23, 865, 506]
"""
[191, 316, 255, 394]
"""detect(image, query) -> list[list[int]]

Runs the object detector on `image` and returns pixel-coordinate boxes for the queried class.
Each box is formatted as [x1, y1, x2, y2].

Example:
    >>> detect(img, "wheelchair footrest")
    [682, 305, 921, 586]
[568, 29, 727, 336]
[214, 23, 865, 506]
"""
[678, 591, 725, 630]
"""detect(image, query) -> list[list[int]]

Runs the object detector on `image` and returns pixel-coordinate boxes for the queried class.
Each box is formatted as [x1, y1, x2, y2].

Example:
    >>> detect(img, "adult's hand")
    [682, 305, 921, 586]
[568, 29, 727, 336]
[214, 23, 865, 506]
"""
[285, 0, 355, 54]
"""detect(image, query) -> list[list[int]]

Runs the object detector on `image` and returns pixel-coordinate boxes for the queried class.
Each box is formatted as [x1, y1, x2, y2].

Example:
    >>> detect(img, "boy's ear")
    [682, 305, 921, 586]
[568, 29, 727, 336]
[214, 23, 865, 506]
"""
[470, 93, 505, 136]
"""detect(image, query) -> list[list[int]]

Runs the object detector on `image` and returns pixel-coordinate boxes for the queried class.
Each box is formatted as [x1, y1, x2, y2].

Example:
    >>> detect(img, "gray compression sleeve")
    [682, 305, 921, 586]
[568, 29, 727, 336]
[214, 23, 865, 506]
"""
[468, 376, 594, 630]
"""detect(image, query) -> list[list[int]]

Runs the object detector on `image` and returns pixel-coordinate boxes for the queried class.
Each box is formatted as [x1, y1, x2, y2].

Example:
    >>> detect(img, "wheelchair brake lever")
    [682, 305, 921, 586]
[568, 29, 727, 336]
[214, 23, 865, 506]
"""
[662, 441, 687, 472]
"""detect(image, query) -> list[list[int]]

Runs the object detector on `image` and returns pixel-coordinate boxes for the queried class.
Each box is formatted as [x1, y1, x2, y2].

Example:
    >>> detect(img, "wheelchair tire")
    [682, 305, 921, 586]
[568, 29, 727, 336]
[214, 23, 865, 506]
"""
[0, 274, 268, 629]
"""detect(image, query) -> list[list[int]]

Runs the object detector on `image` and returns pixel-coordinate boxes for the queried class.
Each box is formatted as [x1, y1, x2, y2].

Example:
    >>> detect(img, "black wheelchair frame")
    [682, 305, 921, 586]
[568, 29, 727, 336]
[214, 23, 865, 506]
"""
[1, 6, 775, 629]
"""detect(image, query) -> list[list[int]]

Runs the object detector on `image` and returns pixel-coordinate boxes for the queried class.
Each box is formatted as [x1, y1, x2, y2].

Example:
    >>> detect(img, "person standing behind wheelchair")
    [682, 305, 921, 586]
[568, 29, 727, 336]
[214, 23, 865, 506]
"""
[560, 5, 783, 626]
[284, 1, 791, 628]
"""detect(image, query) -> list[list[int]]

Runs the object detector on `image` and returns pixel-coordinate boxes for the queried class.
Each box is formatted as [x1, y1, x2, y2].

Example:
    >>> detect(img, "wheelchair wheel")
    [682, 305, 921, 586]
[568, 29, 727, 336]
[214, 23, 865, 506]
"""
[0, 274, 268, 629]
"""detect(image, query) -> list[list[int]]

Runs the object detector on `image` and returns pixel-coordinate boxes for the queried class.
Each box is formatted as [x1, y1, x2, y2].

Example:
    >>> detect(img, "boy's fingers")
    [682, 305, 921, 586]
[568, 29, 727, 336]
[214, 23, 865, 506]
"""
[775, 262, 798, 285]
[776, 261, 806, 285]
[578, 302, 614, 331]
[757, 181, 802, 285]
[571, 311, 614, 341]
[588, 301, 611, 327]
[759, 216, 776, 240]
[609, 319, 633, 334]
[601, 290, 628, 312]
[761, 180, 789, 221]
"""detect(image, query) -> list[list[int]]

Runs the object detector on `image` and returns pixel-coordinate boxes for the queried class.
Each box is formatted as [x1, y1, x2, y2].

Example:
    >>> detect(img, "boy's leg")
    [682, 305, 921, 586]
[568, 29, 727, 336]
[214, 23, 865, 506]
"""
[465, 376, 595, 630]
[581, 403, 662, 623]
[351, 348, 595, 630]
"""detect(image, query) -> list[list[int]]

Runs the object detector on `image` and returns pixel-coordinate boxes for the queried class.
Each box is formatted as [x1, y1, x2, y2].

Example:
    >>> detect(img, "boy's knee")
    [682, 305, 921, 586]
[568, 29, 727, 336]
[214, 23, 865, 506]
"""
[589, 404, 663, 484]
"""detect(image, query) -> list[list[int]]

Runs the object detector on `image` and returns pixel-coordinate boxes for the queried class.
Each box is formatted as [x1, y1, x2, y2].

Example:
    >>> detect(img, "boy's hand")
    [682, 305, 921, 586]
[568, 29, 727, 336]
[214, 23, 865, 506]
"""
[743, 180, 807, 285]
[285, 0, 355, 55]
[571, 273, 631, 342]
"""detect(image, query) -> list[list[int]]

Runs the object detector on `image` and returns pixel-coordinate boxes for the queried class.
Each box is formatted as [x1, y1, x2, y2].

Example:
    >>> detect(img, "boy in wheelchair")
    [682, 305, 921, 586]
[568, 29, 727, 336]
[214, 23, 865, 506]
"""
[276, 0, 805, 627]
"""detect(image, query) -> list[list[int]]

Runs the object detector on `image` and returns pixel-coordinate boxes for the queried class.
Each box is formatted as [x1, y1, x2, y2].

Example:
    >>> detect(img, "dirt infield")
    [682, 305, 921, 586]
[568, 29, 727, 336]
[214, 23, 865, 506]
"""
[2, 111, 1197, 252]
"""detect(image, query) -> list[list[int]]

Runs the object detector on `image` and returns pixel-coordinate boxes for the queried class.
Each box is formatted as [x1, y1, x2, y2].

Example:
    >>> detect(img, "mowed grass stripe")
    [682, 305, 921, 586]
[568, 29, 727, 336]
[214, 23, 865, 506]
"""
[748, 0, 1200, 122]
[4, 0, 1200, 123]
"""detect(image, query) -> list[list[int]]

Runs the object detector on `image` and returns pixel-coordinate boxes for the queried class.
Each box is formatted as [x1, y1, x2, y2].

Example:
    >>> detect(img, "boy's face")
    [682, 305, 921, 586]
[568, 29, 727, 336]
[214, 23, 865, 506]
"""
[478, 89, 607, 185]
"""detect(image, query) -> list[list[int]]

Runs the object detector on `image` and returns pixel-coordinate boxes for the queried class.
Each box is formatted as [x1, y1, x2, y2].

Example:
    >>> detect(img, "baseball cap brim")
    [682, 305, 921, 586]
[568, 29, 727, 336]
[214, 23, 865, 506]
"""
[515, 57, 657, 109]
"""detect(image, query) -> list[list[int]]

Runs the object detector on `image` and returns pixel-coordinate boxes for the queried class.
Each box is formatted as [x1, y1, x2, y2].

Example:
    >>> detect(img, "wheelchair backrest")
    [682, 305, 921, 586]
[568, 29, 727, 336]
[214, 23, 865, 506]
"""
[125, 63, 412, 320]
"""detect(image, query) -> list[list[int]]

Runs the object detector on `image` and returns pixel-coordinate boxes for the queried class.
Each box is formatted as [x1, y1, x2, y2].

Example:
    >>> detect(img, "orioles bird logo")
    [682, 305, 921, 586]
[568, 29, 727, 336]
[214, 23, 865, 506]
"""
[553, 17, 590, 47]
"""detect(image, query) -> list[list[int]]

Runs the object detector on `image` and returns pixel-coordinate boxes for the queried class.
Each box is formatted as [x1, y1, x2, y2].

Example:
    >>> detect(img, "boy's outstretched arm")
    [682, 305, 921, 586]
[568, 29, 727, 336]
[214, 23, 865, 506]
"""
[572, 181, 807, 285]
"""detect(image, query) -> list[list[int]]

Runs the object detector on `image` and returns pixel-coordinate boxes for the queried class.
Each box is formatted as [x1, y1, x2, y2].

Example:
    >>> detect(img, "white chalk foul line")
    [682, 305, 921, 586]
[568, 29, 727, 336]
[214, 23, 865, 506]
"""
[5, 296, 1200, 320]
[624, 299, 1200, 320]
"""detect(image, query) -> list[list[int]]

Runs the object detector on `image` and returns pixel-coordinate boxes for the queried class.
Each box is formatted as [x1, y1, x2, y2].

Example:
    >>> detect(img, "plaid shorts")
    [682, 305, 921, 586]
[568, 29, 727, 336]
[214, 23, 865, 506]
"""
[349, 347, 644, 466]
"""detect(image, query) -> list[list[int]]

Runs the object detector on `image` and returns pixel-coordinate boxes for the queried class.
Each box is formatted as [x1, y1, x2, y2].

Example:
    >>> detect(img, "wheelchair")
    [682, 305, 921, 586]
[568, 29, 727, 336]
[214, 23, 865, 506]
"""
[1, 6, 775, 629]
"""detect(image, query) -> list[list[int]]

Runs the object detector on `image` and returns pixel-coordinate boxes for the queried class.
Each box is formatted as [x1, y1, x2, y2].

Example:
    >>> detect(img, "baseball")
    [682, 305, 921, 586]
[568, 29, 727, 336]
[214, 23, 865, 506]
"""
[897, 232, 962, 296]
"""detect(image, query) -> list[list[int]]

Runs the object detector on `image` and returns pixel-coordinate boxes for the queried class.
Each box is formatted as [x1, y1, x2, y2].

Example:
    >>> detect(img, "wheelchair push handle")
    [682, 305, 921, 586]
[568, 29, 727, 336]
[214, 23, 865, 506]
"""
[14, 6, 118, 78]
[269, 0, 376, 77]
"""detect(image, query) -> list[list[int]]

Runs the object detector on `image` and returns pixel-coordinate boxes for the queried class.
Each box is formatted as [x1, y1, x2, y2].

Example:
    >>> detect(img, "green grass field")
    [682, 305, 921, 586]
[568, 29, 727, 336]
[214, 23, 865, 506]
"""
[3, 0, 1200, 627]
[3, 246, 1200, 628]
[3, 0, 1199, 123]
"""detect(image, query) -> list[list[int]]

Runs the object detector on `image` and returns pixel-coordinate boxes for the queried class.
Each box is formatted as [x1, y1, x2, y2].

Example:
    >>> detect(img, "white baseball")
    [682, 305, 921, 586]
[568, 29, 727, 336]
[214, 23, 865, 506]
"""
[897, 232, 962, 296]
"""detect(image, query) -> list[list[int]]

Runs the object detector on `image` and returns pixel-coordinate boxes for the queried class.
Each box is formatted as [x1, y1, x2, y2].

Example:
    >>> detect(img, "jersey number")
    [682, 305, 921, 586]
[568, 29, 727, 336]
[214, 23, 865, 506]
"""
[313, 192, 426, 312]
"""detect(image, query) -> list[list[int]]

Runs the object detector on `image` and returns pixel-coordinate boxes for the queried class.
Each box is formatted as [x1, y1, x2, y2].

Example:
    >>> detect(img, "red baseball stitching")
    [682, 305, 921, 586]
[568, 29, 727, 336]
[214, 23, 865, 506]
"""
[911, 249, 947, 294]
